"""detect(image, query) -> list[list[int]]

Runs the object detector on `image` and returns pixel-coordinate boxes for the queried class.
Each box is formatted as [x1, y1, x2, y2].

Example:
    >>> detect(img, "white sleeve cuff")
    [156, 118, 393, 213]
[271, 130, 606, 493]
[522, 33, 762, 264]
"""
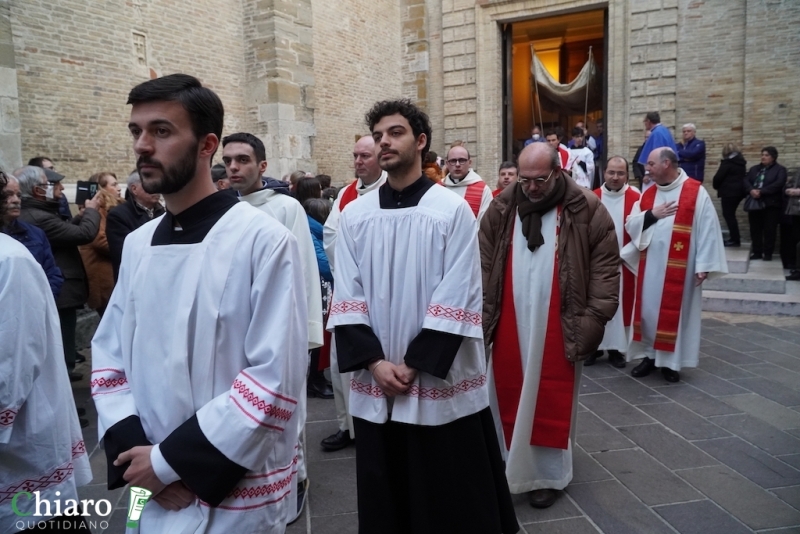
[150, 444, 181, 485]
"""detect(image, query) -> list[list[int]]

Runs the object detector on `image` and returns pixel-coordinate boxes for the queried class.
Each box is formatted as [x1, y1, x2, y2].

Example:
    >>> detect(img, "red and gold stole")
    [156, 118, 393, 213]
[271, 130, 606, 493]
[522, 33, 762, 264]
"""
[631, 178, 701, 351]
[594, 185, 641, 326]
[492, 207, 575, 450]
[338, 181, 359, 210]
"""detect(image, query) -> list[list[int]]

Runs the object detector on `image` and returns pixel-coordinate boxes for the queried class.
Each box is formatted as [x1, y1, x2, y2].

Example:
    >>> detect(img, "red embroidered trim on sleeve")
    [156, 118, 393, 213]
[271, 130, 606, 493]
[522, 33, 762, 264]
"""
[90, 368, 129, 397]
[71, 440, 86, 459]
[0, 408, 18, 427]
[230, 371, 297, 432]
[330, 300, 369, 316]
[426, 304, 482, 326]
[199, 458, 298, 511]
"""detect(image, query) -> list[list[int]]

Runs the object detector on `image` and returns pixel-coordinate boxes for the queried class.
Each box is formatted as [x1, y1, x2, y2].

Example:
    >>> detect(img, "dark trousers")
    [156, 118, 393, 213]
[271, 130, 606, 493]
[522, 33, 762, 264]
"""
[720, 196, 742, 244]
[58, 307, 77, 372]
[748, 206, 781, 256]
[791, 216, 800, 269]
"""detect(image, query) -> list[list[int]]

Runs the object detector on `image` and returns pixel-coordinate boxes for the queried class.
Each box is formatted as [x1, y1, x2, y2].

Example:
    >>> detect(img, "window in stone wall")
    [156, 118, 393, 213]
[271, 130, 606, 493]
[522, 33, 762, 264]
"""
[132, 32, 147, 67]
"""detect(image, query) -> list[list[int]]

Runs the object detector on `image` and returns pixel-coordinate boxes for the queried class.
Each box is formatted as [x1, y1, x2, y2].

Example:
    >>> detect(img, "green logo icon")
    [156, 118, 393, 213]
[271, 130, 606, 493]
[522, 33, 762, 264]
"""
[126, 487, 153, 528]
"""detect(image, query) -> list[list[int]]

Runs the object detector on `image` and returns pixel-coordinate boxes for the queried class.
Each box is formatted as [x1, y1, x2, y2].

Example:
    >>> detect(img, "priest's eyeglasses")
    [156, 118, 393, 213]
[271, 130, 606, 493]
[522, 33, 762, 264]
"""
[518, 170, 554, 186]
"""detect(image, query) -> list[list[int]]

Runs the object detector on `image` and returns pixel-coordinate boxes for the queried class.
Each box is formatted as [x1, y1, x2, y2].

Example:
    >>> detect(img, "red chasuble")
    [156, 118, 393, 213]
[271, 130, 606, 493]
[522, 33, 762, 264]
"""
[464, 182, 486, 218]
[632, 178, 701, 352]
[492, 209, 575, 450]
[338, 181, 359, 210]
[593, 186, 640, 326]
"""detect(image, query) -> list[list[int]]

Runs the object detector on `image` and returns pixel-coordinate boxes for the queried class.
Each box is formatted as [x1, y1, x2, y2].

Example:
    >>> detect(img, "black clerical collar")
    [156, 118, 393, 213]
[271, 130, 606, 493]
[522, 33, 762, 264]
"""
[151, 191, 239, 245]
[379, 175, 435, 209]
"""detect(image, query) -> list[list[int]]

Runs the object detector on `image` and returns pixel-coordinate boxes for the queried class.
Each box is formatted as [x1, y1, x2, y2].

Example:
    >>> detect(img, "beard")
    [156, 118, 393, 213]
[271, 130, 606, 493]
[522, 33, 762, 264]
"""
[379, 144, 417, 175]
[138, 141, 199, 195]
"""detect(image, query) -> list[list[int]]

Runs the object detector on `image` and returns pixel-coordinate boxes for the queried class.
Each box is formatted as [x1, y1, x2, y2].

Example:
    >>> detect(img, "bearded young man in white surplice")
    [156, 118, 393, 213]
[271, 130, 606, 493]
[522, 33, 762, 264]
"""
[480, 143, 620, 510]
[623, 148, 727, 383]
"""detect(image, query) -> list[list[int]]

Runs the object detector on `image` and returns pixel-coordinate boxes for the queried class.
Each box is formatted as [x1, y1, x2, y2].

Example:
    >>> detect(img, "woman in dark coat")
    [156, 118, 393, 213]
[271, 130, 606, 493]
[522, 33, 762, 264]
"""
[711, 143, 747, 247]
[745, 146, 788, 261]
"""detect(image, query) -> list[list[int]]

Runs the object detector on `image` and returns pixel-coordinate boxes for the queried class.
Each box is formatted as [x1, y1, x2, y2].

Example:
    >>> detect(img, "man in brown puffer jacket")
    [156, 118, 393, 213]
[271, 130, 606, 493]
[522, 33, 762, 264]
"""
[479, 142, 619, 510]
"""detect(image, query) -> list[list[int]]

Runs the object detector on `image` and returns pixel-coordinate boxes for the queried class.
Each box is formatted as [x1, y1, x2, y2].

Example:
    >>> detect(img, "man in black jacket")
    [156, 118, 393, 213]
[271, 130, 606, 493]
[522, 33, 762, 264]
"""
[106, 171, 165, 281]
[745, 146, 788, 261]
[16, 165, 100, 381]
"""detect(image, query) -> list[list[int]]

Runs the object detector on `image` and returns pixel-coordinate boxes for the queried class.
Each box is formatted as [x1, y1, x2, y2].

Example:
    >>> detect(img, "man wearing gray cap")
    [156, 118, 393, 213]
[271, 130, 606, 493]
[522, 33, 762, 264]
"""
[17, 165, 100, 381]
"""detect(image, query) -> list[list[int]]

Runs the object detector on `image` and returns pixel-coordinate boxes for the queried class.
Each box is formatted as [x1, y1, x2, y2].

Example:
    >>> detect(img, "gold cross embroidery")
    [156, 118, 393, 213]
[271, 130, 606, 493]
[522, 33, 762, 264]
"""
[674, 241, 684, 252]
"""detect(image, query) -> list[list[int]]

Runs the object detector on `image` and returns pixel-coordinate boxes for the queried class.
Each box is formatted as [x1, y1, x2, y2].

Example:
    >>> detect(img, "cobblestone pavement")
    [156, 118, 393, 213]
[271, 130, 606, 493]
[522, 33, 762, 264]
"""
[73, 312, 800, 533]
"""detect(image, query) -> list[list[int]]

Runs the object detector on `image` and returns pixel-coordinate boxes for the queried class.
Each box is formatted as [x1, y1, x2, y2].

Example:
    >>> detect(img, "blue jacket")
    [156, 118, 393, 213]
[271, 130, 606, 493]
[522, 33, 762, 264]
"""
[3, 219, 64, 298]
[637, 124, 678, 165]
[307, 215, 332, 282]
[677, 137, 706, 182]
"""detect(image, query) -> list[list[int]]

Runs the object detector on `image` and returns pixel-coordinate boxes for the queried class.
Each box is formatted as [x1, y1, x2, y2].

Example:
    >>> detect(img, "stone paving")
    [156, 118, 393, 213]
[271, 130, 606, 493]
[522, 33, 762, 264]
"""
[72, 312, 800, 533]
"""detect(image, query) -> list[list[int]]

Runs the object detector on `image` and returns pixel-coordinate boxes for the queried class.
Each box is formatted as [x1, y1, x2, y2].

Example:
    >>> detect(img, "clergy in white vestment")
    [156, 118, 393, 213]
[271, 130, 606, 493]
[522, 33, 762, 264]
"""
[0, 233, 93, 534]
[623, 147, 727, 383]
[319, 135, 387, 453]
[91, 75, 307, 534]
[327, 99, 519, 534]
[442, 144, 493, 221]
[480, 143, 620, 510]
[566, 127, 596, 189]
[222, 131, 323, 523]
[586, 156, 642, 368]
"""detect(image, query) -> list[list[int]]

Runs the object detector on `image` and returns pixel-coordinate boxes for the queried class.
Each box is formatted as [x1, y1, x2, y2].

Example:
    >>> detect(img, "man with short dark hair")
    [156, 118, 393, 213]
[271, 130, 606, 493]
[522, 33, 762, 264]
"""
[92, 74, 307, 534]
[17, 164, 100, 382]
[624, 148, 727, 383]
[329, 99, 518, 534]
[637, 112, 678, 172]
[481, 142, 619, 510]
[223, 130, 322, 522]
[106, 171, 165, 281]
[443, 142, 493, 221]
[210, 163, 231, 190]
[677, 123, 706, 182]
[495, 161, 517, 197]
[588, 156, 640, 368]
[545, 128, 569, 169]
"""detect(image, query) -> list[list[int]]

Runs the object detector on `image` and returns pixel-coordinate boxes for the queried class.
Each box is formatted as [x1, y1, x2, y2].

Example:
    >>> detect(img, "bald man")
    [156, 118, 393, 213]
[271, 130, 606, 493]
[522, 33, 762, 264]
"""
[320, 135, 387, 452]
[443, 144, 493, 222]
[480, 142, 619, 509]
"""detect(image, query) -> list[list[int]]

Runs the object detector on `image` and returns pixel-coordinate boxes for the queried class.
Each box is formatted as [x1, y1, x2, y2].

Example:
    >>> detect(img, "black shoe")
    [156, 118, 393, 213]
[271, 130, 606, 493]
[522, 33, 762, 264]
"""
[307, 376, 334, 399]
[75, 354, 86, 364]
[661, 368, 680, 383]
[528, 489, 559, 509]
[79, 417, 89, 428]
[77, 407, 86, 416]
[724, 240, 740, 247]
[68, 371, 83, 382]
[608, 350, 627, 369]
[584, 351, 602, 366]
[763, 254, 773, 261]
[287, 478, 308, 525]
[631, 357, 655, 378]
[749, 253, 763, 260]
[321, 429, 354, 452]
[786, 271, 800, 281]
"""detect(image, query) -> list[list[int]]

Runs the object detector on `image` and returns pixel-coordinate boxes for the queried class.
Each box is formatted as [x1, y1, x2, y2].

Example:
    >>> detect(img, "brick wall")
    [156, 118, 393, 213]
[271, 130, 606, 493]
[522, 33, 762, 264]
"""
[10, 0, 250, 183]
[0, 0, 21, 171]
[311, 0, 402, 185]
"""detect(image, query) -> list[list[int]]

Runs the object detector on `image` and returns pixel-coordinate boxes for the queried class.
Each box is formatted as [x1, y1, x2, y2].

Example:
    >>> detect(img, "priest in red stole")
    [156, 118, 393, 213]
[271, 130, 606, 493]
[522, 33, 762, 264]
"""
[587, 156, 641, 368]
[623, 148, 727, 383]
[480, 143, 620, 509]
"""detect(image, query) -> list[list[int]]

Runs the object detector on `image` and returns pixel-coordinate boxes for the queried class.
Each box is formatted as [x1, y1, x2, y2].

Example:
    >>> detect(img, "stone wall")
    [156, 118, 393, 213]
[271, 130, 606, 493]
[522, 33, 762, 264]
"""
[311, 0, 403, 184]
[0, 0, 21, 172]
[9, 0, 250, 183]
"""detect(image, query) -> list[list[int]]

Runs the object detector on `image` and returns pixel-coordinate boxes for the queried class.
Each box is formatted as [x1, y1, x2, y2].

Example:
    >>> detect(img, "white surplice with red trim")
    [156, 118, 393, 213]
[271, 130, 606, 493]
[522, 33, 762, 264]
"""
[486, 210, 580, 494]
[443, 170, 494, 223]
[326, 185, 488, 426]
[91, 203, 307, 534]
[622, 172, 727, 370]
[0, 235, 92, 533]
[597, 183, 635, 351]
